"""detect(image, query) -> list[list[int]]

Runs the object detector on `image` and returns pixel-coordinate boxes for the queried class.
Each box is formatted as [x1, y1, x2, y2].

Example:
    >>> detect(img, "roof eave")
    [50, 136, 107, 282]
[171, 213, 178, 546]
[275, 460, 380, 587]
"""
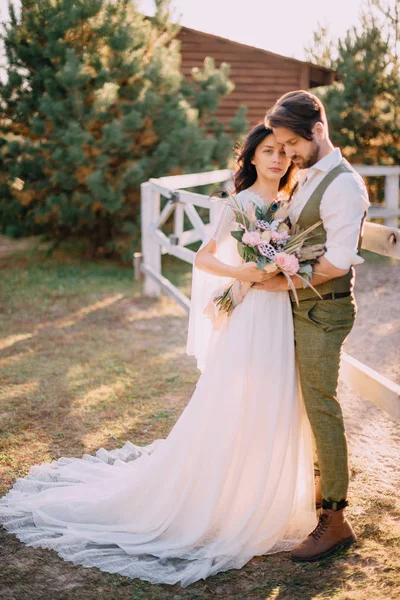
[179, 25, 337, 82]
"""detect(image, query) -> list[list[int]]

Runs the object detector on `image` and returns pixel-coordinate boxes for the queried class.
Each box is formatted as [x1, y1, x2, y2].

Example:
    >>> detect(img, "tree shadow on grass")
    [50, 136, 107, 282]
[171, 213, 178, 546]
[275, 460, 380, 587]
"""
[0, 294, 196, 488]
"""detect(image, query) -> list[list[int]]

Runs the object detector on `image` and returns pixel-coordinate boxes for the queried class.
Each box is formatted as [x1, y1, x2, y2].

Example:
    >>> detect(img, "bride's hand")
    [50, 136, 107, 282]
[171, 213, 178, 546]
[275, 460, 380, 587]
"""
[235, 262, 277, 283]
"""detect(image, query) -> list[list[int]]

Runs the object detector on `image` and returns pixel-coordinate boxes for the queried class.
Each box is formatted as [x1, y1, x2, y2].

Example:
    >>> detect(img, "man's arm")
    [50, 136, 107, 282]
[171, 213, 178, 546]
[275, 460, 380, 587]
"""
[253, 256, 349, 292]
[254, 171, 369, 292]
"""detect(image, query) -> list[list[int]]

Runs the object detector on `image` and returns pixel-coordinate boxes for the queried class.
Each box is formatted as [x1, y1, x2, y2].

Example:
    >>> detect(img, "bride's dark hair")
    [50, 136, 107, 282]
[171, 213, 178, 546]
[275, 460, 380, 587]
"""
[233, 123, 296, 194]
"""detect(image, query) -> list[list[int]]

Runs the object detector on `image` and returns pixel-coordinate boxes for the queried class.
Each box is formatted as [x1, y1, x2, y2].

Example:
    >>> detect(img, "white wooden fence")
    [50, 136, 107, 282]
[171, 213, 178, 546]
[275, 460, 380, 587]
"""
[138, 168, 400, 420]
[355, 165, 400, 228]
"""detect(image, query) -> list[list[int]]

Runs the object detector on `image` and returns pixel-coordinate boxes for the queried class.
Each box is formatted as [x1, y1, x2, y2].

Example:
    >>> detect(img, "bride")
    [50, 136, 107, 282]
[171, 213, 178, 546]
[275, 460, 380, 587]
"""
[0, 124, 317, 587]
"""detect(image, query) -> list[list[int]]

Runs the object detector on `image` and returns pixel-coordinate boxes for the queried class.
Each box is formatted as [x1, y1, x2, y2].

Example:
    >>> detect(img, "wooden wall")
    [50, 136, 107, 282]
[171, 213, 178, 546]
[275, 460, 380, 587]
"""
[178, 27, 331, 127]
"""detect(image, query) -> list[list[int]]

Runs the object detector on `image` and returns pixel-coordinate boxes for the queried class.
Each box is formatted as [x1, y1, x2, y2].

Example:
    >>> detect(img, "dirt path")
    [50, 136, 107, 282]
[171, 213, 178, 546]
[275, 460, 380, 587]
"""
[341, 258, 400, 498]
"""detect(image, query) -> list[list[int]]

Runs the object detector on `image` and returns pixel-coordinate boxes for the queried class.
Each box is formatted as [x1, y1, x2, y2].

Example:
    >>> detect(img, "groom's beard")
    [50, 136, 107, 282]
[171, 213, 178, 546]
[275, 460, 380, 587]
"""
[292, 141, 320, 169]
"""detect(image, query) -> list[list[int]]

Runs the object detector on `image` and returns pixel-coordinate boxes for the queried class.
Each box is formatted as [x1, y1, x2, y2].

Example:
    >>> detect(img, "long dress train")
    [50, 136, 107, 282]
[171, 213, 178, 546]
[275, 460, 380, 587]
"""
[0, 190, 316, 587]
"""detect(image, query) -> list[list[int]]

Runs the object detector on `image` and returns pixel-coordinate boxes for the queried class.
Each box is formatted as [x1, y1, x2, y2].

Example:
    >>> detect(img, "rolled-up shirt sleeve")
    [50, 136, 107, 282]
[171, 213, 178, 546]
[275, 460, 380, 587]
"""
[320, 172, 370, 270]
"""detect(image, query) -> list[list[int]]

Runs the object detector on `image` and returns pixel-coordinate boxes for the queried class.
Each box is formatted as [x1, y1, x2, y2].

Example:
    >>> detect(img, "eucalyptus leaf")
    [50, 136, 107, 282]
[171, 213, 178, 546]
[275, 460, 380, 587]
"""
[255, 206, 263, 220]
[298, 264, 313, 287]
[256, 256, 267, 270]
[239, 247, 258, 262]
[298, 264, 313, 278]
[231, 230, 244, 242]
[245, 245, 258, 258]
[237, 242, 247, 260]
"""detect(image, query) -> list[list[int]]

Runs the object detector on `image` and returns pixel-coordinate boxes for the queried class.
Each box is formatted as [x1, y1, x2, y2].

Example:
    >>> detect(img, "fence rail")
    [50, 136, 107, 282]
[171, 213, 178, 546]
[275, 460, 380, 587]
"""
[139, 167, 400, 420]
[354, 165, 400, 228]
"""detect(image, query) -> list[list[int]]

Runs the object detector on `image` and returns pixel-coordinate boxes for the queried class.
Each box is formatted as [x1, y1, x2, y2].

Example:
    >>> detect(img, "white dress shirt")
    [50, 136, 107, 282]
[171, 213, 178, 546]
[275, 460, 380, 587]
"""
[290, 148, 370, 270]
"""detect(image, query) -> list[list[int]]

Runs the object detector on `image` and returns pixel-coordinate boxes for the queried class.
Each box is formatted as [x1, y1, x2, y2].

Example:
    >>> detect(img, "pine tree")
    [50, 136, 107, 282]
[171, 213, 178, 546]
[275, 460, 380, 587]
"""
[305, 2, 400, 166]
[0, 0, 247, 254]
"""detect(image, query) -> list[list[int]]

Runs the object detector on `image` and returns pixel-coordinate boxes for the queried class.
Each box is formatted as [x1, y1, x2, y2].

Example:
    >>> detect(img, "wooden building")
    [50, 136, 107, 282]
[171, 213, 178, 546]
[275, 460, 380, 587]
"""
[178, 26, 337, 126]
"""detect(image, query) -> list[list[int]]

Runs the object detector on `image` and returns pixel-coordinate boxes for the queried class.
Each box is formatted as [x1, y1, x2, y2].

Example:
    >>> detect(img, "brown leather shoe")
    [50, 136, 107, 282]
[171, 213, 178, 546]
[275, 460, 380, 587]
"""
[315, 475, 322, 509]
[291, 508, 356, 562]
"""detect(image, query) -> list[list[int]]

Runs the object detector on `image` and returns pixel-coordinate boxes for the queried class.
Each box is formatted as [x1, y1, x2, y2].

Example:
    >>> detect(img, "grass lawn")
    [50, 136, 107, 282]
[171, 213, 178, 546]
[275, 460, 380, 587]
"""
[0, 247, 399, 600]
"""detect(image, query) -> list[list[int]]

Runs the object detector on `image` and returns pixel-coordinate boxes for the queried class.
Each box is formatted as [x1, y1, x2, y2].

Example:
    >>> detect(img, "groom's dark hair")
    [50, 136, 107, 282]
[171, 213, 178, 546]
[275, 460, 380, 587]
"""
[265, 90, 328, 140]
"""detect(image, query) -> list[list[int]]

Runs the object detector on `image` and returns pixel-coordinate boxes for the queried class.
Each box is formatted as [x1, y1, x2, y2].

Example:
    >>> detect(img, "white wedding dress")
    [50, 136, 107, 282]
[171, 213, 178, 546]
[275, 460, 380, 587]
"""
[0, 190, 316, 587]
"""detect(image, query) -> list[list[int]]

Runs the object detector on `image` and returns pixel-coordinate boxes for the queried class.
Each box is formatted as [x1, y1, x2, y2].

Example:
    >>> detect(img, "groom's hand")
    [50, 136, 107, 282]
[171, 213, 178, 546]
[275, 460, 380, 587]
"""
[297, 244, 326, 262]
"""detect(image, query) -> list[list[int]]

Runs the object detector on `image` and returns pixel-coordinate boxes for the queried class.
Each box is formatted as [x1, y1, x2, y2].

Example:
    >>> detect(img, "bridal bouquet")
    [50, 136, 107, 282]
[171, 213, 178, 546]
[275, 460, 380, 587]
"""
[211, 193, 323, 320]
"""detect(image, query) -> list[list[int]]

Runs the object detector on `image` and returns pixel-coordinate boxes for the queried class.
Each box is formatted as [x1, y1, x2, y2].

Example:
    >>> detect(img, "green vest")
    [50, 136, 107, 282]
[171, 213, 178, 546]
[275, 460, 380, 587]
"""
[290, 158, 365, 302]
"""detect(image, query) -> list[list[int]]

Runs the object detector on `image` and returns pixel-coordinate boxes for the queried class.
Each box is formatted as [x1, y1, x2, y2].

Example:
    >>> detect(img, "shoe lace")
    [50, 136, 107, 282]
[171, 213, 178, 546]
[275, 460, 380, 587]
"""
[310, 513, 330, 541]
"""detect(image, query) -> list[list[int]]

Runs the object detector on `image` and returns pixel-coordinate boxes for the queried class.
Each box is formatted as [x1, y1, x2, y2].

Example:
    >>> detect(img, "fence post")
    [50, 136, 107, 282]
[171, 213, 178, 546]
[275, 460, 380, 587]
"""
[141, 182, 161, 297]
[133, 252, 142, 281]
[173, 201, 184, 245]
[385, 173, 399, 228]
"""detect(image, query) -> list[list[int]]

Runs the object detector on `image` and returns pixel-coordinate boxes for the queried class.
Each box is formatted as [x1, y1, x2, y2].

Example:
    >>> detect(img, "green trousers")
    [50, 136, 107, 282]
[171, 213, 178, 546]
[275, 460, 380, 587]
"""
[292, 295, 357, 502]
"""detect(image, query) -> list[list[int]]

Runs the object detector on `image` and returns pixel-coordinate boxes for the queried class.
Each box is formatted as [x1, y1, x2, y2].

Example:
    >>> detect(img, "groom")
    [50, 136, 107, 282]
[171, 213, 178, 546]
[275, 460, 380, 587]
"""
[255, 90, 369, 561]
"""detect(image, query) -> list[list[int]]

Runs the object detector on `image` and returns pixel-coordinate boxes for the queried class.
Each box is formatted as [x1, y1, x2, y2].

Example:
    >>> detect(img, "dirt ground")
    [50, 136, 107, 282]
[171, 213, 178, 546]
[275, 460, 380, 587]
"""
[340, 255, 400, 505]
[0, 247, 399, 600]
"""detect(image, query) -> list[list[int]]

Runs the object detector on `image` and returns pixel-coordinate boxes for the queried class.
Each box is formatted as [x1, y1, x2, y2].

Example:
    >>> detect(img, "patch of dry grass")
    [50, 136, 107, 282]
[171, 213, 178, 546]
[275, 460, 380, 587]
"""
[0, 249, 399, 600]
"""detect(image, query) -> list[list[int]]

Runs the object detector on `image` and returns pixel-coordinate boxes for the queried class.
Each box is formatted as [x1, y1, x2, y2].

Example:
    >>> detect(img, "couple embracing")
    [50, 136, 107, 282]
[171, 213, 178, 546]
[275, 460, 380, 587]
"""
[0, 91, 369, 587]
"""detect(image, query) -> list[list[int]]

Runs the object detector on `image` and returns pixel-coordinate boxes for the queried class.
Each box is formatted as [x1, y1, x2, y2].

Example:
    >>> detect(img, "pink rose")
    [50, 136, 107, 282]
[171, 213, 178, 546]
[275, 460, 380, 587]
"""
[270, 230, 290, 241]
[275, 252, 300, 276]
[242, 231, 262, 246]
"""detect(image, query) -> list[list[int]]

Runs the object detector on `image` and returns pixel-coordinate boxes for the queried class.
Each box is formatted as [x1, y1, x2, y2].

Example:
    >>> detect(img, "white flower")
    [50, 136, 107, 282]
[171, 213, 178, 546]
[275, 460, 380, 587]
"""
[270, 220, 281, 231]
[264, 263, 278, 273]
[261, 231, 272, 242]
[277, 222, 290, 233]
